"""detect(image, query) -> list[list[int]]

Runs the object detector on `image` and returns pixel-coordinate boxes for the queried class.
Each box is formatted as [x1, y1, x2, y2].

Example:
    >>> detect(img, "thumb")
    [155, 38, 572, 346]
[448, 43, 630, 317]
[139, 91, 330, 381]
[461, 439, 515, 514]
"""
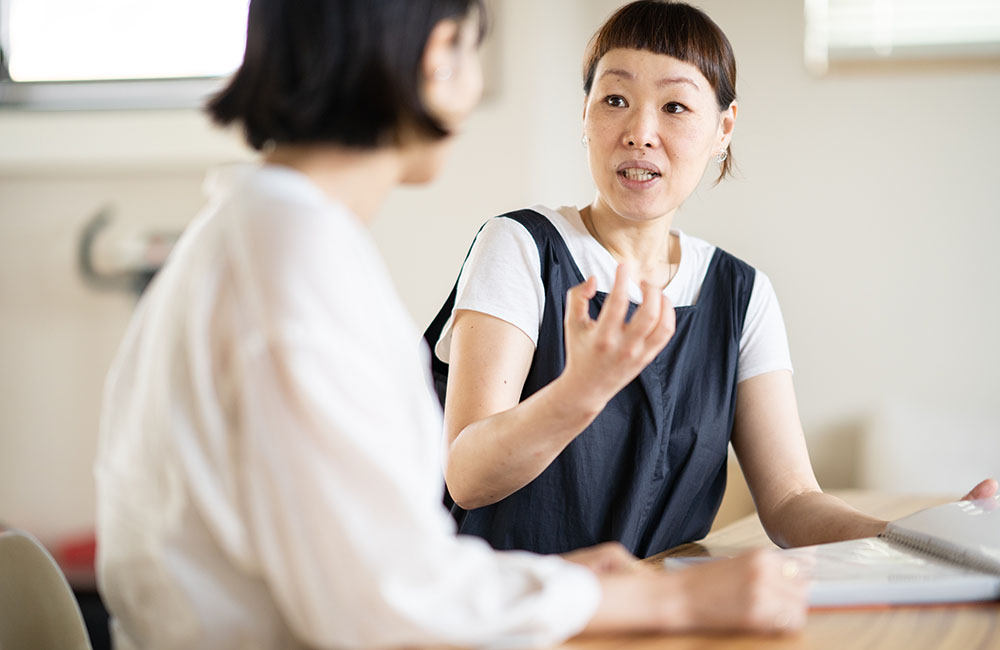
[565, 276, 597, 326]
[960, 478, 998, 502]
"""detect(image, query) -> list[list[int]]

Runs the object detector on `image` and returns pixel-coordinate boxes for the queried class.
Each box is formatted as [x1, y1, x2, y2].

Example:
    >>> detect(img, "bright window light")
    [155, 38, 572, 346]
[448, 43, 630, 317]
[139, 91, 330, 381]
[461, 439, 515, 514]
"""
[805, 0, 1000, 74]
[5, 0, 248, 82]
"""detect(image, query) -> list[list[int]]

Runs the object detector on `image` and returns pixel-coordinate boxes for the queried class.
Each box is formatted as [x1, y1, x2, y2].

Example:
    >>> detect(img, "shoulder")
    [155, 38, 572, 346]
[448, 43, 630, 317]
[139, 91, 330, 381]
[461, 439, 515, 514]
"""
[669, 230, 758, 308]
[224, 166, 374, 272]
[213, 165, 403, 332]
[470, 204, 583, 263]
[467, 213, 540, 264]
[481, 205, 571, 245]
[679, 231, 756, 283]
[683, 232, 754, 272]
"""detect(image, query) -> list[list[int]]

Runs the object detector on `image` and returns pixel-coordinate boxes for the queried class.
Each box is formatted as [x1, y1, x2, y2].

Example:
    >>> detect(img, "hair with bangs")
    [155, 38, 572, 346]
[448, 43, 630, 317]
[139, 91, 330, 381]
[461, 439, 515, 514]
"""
[208, 0, 487, 151]
[583, 0, 737, 180]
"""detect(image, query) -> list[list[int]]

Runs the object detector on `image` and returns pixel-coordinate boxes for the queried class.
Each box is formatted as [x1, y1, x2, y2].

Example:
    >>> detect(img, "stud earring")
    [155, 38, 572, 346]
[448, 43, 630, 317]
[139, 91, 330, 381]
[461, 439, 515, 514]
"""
[715, 149, 728, 163]
[433, 66, 453, 81]
[581, 134, 588, 147]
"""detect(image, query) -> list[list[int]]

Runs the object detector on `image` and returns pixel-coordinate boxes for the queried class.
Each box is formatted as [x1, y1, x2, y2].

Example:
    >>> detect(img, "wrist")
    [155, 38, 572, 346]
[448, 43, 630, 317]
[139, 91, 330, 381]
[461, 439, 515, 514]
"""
[647, 570, 690, 632]
[588, 571, 689, 634]
[547, 373, 607, 423]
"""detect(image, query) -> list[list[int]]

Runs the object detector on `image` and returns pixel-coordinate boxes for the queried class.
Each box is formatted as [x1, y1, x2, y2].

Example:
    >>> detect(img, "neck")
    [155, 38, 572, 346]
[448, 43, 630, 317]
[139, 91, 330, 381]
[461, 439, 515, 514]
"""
[582, 197, 679, 286]
[265, 145, 404, 223]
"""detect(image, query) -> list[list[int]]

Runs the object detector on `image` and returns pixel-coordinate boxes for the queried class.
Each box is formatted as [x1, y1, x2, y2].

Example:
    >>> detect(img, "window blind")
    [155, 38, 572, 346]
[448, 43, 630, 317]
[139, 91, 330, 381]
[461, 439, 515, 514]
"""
[805, 0, 1000, 73]
[0, 0, 248, 109]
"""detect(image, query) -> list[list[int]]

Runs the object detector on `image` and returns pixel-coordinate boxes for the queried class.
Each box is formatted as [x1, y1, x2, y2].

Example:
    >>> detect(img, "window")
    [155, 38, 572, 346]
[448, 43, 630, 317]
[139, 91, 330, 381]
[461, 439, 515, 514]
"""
[0, 0, 249, 110]
[805, 0, 1000, 74]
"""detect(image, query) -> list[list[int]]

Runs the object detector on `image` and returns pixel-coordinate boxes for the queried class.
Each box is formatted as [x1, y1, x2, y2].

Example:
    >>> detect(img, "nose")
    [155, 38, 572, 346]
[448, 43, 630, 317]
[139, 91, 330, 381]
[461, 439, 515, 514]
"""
[622, 106, 659, 149]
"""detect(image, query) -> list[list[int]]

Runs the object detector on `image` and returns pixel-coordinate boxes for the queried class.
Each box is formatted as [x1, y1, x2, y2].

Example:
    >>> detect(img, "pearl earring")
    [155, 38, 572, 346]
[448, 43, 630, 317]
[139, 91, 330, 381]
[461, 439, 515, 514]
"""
[715, 149, 728, 163]
[581, 134, 588, 147]
[433, 66, 453, 81]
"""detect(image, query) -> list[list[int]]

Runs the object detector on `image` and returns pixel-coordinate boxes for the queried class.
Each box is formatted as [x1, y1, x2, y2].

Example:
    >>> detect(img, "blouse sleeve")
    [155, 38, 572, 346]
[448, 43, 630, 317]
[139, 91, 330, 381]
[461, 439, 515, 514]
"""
[233, 325, 600, 648]
[737, 269, 794, 383]
[435, 217, 545, 363]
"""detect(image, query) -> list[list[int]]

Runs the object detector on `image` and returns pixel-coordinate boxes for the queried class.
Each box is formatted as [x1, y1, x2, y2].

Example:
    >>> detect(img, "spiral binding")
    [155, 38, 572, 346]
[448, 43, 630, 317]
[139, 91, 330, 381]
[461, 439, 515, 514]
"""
[879, 528, 1000, 577]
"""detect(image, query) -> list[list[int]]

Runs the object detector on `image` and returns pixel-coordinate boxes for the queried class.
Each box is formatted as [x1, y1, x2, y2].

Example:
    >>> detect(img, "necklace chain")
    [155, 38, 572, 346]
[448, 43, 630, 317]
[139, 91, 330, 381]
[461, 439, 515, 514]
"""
[581, 206, 677, 289]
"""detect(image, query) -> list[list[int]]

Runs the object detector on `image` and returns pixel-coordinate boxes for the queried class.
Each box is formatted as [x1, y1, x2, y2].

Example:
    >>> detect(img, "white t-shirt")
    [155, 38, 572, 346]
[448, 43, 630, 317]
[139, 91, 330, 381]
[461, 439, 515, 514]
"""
[436, 205, 792, 384]
[95, 166, 600, 650]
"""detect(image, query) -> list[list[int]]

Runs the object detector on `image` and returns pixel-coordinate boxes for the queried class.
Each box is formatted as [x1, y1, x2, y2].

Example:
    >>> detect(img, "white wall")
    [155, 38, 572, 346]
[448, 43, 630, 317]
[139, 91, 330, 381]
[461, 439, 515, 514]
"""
[670, 0, 1000, 489]
[1, 0, 998, 543]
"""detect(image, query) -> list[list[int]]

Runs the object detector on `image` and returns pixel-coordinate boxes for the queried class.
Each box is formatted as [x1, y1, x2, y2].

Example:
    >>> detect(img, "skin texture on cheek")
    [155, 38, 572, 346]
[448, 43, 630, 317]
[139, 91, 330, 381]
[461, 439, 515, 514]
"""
[584, 110, 713, 222]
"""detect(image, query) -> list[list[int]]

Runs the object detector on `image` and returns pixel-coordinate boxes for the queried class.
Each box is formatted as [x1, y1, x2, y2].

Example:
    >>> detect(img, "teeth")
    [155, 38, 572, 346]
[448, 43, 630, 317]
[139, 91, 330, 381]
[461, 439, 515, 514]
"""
[621, 168, 657, 181]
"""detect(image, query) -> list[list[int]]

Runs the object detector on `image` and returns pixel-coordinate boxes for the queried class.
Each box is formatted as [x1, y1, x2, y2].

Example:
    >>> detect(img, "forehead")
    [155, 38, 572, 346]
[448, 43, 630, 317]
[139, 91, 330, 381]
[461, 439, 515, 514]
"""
[593, 48, 711, 92]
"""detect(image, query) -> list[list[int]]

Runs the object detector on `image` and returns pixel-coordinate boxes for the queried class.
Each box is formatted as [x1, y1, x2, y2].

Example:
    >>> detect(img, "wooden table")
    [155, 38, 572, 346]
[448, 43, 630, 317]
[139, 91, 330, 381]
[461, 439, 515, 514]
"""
[558, 491, 1000, 650]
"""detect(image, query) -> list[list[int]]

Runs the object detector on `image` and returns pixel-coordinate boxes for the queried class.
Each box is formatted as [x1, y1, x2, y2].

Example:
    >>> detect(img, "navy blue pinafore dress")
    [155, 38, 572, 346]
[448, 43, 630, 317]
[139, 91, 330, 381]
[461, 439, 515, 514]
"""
[424, 209, 755, 558]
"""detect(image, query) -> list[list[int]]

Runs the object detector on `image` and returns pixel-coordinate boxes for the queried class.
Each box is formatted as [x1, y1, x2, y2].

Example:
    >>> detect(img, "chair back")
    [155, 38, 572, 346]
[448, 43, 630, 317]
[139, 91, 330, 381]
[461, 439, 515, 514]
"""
[0, 527, 92, 650]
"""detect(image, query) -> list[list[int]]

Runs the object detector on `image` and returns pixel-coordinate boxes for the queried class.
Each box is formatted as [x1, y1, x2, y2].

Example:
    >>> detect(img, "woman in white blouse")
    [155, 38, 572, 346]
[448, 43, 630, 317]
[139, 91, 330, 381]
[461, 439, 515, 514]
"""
[95, 1, 815, 648]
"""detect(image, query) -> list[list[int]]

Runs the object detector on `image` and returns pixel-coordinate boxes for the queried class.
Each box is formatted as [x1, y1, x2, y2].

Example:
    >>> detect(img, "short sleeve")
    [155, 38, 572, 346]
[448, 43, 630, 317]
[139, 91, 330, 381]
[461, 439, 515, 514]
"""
[435, 217, 545, 363]
[737, 270, 793, 383]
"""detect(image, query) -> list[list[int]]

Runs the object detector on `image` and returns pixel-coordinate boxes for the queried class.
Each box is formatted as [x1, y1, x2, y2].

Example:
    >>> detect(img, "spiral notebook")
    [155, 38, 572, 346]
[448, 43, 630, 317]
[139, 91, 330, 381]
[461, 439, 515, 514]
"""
[666, 495, 1000, 608]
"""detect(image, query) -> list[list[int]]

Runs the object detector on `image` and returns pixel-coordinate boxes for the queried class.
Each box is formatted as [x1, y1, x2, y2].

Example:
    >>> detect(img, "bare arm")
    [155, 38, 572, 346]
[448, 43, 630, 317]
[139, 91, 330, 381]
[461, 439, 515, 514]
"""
[443, 266, 675, 509]
[733, 371, 1000, 547]
[731, 370, 886, 547]
[443, 309, 600, 508]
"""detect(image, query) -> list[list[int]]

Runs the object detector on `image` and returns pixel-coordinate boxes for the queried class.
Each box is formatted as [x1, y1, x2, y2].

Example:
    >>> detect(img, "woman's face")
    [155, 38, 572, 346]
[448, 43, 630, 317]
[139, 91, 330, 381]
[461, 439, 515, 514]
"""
[583, 48, 735, 222]
[403, 12, 484, 184]
[434, 12, 485, 131]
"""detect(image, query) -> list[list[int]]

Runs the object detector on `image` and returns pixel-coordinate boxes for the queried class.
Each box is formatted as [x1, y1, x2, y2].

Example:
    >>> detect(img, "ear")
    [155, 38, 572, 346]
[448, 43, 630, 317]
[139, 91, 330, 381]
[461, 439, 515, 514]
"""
[422, 18, 461, 87]
[420, 17, 481, 131]
[717, 100, 738, 151]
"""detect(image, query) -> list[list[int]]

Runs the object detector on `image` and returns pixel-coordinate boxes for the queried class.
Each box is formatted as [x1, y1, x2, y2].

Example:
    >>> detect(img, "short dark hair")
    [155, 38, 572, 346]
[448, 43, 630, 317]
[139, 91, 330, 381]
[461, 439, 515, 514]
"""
[583, 1, 738, 181]
[207, 0, 486, 151]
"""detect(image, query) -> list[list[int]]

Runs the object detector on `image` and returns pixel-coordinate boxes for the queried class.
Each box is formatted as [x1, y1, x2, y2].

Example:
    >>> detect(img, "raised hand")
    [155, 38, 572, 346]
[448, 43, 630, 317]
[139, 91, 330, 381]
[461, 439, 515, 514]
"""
[561, 264, 675, 413]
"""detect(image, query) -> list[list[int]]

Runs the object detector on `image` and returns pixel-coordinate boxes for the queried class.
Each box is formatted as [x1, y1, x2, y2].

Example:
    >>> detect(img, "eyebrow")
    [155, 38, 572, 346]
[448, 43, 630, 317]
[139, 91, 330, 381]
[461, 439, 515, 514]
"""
[599, 68, 700, 90]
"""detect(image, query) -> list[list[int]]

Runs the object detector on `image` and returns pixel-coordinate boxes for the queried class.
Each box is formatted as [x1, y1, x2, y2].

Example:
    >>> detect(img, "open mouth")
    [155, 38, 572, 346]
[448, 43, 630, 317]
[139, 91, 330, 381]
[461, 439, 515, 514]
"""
[619, 168, 660, 181]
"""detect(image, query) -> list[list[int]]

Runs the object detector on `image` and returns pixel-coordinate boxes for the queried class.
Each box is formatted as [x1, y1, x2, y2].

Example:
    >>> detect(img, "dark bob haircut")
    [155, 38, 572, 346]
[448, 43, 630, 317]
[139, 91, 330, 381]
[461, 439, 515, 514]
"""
[207, 0, 486, 151]
[583, 1, 738, 181]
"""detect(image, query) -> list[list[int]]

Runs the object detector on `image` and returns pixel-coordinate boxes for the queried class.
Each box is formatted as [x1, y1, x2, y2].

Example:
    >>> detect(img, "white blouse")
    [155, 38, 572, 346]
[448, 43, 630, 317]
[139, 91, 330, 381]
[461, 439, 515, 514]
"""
[95, 164, 600, 650]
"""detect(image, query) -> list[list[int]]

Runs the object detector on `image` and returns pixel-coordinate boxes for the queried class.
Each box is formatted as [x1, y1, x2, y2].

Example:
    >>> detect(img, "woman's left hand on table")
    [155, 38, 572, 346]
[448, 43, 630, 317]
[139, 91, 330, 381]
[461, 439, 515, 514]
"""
[960, 478, 998, 501]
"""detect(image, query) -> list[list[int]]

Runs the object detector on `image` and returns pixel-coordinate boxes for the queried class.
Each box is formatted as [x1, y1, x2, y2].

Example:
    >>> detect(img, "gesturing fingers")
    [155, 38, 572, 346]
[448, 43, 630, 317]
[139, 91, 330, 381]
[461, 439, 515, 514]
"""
[565, 276, 598, 330]
[623, 285, 675, 365]
[595, 264, 631, 335]
[646, 294, 676, 351]
[624, 279, 662, 339]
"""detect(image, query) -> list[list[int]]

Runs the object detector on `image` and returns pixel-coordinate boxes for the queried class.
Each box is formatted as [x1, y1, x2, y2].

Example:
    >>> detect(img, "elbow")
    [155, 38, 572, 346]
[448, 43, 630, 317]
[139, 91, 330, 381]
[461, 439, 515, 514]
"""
[443, 440, 496, 510]
[445, 478, 490, 511]
[757, 509, 793, 548]
[763, 527, 793, 550]
[444, 467, 501, 510]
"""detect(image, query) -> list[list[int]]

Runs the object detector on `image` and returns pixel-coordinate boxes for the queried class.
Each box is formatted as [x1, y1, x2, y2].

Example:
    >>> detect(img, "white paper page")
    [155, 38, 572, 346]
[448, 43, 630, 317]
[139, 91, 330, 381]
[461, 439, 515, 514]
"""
[786, 537, 1000, 607]
[886, 495, 1000, 573]
[662, 537, 1000, 608]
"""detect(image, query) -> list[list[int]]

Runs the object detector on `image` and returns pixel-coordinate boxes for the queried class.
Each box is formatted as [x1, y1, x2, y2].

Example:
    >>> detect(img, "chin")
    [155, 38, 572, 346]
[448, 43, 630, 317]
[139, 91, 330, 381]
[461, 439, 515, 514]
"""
[401, 167, 439, 185]
[606, 198, 674, 222]
[401, 140, 452, 185]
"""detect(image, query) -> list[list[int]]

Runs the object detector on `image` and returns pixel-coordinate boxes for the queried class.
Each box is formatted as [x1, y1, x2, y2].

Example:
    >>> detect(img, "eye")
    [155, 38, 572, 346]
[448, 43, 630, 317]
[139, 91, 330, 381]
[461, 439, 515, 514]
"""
[663, 102, 688, 114]
[604, 95, 628, 108]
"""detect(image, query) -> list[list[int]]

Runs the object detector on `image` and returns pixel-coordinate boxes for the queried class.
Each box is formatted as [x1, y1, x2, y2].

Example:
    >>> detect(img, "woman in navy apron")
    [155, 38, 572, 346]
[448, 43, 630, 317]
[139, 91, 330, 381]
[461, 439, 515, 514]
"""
[425, 0, 996, 559]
